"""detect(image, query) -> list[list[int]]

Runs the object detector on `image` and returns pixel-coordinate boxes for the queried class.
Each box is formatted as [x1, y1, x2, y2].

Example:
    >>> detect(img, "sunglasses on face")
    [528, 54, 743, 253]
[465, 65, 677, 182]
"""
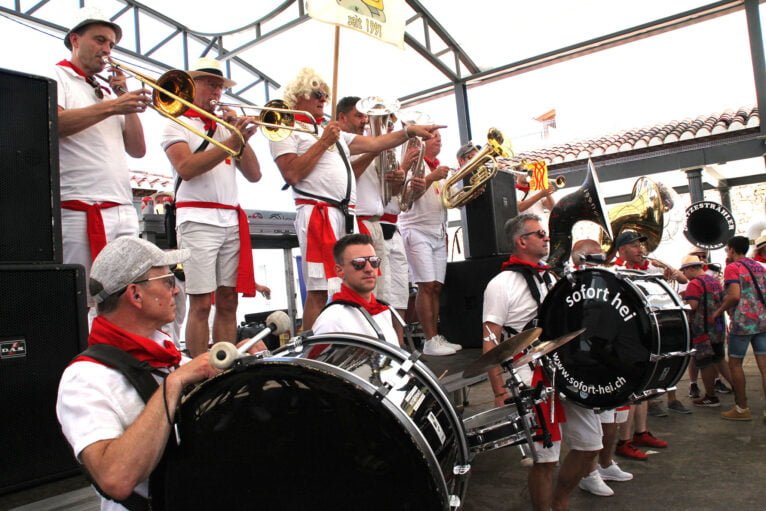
[348, 256, 382, 270]
[312, 90, 328, 100]
[520, 229, 548, 239]
[133, 272, 176, 289]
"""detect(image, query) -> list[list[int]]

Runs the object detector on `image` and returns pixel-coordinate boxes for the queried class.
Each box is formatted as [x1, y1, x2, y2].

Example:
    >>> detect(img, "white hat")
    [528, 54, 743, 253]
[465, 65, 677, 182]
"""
[65, 6, 122, 50]
[679, 254, 705, 270]
[90, 237, 189, 304]
[188, 57, 236, 89]
[756, 230, 766, 249]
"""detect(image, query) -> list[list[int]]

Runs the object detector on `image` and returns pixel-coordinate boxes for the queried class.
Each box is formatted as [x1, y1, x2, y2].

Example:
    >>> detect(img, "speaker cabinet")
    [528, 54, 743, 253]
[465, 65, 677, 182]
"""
[460, 171, 517, 259]
[0, 265, 87, 494]
[0, 68, 62, 263]
[439, 256, 507, 349]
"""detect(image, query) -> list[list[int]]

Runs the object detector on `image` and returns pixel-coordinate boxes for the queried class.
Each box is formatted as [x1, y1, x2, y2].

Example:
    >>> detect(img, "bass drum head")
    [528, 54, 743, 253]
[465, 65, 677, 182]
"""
[152, 358, 451, 510]
[539, 269, 657, 409]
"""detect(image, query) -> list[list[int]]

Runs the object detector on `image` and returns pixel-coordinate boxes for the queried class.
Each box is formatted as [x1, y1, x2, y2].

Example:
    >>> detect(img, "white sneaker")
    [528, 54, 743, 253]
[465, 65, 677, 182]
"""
[598, 461, 633, 482]
[579, 470, 614, 497]
[437, 334, 462, 351]
[423, 336, 456, 356]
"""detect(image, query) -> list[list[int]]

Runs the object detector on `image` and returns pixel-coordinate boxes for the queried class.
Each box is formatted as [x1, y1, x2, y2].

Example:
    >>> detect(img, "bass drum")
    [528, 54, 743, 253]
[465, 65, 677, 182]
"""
[538, 268, 690, 410]
[151, 333, 470, 510]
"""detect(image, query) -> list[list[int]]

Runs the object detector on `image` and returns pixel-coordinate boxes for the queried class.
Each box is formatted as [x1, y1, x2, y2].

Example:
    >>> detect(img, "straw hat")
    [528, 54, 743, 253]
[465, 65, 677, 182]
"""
[65, 6, 122, 50]
[756, 231, 766, 249]
[679, 255, 705, 270]
[187, 57, 236, 89]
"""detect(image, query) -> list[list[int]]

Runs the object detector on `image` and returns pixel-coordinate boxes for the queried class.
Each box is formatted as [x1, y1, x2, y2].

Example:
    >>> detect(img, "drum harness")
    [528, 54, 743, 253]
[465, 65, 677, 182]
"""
[74, 344, 176, 511]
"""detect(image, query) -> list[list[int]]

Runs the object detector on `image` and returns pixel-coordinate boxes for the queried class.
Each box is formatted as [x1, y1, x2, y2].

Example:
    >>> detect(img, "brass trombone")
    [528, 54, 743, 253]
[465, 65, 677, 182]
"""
[211, 100, 320, 142]
[103, 57, 245, 159]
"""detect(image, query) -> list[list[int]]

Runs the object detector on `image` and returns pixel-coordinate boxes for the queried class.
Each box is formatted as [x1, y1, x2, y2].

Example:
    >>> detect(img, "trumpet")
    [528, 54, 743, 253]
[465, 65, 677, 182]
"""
[210, 100, 319, 142]
[103, 57, 245, 159]
[495, 159, 566, 189]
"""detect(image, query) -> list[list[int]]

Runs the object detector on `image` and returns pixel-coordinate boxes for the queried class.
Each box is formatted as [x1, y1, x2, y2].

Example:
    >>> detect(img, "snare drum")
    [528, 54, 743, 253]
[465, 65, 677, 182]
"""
[538, 268, 690, 409]
[151, 333, 470, 510]
[463, 404, 531, 455]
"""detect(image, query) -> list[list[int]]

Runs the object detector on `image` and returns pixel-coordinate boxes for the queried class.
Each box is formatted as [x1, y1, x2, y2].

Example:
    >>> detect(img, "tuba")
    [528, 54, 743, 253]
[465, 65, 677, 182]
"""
[441, 127, 509, 209]
[683, 200, 736, 250]
[600, 177, 665, 258]
[357, 97, 400, 205]
[547, 159, 613, 271]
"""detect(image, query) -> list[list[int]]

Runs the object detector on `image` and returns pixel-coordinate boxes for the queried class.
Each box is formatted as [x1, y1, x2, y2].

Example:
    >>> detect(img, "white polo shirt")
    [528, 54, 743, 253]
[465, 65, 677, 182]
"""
[355, 160, 384, 217]
[54, 65, 131, 204]
[160, 116, 239, 227]
[398, 177, 447, 236]
[483, 270, 550, 335]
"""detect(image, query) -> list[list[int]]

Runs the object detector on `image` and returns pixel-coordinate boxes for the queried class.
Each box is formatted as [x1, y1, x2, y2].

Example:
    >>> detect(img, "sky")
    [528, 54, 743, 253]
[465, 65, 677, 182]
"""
[1, 0, 764, 316]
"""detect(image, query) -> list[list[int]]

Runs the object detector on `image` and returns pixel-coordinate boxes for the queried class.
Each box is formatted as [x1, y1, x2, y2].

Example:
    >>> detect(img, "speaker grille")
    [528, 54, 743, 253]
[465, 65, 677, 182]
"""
[0, 265, 87, 493]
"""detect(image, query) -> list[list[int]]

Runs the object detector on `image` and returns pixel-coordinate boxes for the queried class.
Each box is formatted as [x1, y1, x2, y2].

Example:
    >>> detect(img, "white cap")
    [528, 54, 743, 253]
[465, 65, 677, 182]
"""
[65, 6, 123, 50]
[188, 57, 236, 89]
[90, 237, 189, 304]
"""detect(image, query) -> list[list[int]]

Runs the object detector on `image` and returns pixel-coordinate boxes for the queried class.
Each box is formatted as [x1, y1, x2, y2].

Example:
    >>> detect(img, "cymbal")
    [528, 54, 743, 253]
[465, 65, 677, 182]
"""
[512, 328, 587, 368]
[462, 327, 543, 378]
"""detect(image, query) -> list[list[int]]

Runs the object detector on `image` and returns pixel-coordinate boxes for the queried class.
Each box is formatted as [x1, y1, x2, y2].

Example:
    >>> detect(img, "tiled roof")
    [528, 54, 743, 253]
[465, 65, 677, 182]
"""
[130, 170, 173, 196]
[513, 106, 760, 167]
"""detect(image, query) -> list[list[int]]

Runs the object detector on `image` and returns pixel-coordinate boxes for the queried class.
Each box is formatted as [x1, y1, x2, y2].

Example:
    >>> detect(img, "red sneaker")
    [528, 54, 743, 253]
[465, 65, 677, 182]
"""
[632, 431, 668, 448]
[615, 441, 648, 460]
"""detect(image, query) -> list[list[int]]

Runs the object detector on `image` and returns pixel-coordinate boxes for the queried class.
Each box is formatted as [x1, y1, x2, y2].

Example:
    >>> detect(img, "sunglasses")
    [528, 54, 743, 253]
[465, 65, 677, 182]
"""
[133, 272, 176, 289]
[312, 90, 328, 100]
[348, 256, 382, 270]
[520, 229, 548, 239]
[86, 77, 104, 99]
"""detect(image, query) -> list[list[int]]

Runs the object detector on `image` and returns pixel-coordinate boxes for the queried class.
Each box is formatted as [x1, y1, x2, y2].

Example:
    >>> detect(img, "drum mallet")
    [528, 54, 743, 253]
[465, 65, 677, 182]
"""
[210, 311, 291, 370]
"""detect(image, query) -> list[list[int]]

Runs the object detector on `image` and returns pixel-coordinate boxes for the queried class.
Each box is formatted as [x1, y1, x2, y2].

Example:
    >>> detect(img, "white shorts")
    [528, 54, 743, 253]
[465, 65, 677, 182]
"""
[178, 221, 240, 295]
[295, 204, 351, 292]
[401, 227, 447, 284]
[61, 204, 139, 306]
[560, 400, 603, 451]
[598, 406, 630, 424]
[383, 229, 409, 309]
[361, 219, 388, 300]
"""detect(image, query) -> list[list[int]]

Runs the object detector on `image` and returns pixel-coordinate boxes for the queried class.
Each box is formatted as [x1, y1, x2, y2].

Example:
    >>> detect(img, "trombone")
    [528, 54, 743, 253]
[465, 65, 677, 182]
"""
[103, 57, 245, 159]
[211, 100, 320, 142]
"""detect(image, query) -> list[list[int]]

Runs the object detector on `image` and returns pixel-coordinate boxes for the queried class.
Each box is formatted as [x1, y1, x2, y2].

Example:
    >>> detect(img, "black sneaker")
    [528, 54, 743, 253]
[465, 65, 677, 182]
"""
[688, 382, 701, 399]
[714, 379, 732, 394]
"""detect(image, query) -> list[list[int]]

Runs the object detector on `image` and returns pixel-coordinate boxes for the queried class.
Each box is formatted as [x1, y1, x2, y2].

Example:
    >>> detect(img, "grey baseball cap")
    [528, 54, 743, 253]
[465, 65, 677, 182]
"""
[90, 236, 189, 304]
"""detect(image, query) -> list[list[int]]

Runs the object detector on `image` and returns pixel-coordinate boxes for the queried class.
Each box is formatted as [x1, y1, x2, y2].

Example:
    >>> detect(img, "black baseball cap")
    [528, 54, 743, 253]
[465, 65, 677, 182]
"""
[614, 229, 647, 249]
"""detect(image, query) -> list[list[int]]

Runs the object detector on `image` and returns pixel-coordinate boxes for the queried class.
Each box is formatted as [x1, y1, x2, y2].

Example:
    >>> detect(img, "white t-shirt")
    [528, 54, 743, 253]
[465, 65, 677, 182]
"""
[160, 117, 239, 227]
[355, 160, 384, 217]
[398, 168, 447, 235]
[56, 331, 185, 511]
[270, 127, 357, 205]
[483, 269, 551, 335]
[312, 303, 399, 347]
[54, 65, 132, 204]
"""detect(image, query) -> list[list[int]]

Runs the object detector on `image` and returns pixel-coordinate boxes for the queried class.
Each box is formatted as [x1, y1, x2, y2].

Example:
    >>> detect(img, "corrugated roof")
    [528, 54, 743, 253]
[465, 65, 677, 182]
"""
[512, 106, 760, 166]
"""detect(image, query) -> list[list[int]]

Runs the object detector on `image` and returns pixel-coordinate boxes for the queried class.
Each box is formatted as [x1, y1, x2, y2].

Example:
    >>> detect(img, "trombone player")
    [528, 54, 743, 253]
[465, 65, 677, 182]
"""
[161, 57, 261, 357]
[56, 6, 151, 305]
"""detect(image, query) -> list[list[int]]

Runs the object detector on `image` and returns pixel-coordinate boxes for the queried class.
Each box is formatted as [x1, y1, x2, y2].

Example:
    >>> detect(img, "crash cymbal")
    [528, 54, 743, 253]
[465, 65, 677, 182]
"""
[512, 328, 587, 368]
[462, 327, 543, 378]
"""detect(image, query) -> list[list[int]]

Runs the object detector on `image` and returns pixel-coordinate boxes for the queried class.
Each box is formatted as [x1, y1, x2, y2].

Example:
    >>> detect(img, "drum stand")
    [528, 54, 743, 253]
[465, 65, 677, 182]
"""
[499, 360, 554, 464]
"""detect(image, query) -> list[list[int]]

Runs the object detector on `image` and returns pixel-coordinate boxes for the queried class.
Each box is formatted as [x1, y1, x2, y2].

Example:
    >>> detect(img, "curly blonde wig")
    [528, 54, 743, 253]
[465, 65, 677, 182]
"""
[282, 67, 331, 108]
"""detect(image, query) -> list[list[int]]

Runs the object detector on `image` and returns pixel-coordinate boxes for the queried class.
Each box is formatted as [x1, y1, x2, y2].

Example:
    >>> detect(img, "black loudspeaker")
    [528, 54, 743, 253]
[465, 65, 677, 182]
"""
[0, 68, 62, 263]
[461, 171, 517, 259]
[0, 265, 87, 494]
[439, 255, 507, 348]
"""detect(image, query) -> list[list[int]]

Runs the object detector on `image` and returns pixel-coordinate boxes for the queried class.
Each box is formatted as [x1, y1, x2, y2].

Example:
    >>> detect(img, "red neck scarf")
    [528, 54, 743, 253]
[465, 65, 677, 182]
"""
[57, 59, 111, 96]
[183, 108, 217, 132]
[515, 183, 530, 193]
[332, 284, 389, 315]
[77, 316, 181, 369]
[501, 255, 550, 272]
[755, 254, 766, 263]
[424, 157, 440, 170]
[615, 257, 649, 270]
[294, 113, 318, 125]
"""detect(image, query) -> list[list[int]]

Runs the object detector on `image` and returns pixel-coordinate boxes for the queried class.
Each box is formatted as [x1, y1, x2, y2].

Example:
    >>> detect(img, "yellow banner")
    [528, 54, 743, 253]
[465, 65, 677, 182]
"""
[307, 0, 406, 49]
[527, 160, 549, 190]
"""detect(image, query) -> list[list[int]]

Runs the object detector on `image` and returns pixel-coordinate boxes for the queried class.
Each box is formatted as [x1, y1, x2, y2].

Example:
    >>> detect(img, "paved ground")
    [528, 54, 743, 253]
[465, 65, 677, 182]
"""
[2, 352, 765, 510]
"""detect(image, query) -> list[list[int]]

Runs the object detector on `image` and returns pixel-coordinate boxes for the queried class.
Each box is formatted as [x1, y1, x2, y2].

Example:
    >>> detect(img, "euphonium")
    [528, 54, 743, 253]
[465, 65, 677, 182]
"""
[398, 132, 425, 212]
[357, 97, 400, 205]
[441, 127, 509, 209]
[600, 177, 664, 257]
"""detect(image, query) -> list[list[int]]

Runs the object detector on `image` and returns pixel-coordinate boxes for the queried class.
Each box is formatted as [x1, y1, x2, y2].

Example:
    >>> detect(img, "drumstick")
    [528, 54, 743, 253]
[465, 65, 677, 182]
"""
[438, 369, 449, 380]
